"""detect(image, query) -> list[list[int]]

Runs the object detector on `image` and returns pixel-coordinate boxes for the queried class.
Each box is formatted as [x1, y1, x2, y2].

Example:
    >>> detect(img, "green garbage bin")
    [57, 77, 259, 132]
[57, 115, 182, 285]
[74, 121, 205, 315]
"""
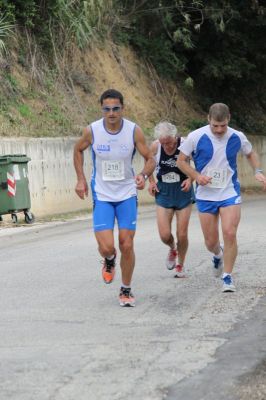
[0, 154, 35, 224]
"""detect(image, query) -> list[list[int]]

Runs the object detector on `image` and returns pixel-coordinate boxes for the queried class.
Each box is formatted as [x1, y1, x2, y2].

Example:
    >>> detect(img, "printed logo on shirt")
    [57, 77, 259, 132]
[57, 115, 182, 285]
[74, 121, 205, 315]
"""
[161, 157, 178, 168]
[120, 144, 129, 152]
[97, 144, 110, 152]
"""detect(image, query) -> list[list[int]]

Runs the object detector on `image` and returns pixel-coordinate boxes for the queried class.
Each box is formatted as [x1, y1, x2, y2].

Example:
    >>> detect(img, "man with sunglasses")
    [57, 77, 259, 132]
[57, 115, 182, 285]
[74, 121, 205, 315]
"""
[74, 89, 155, 307]
[177, 103, 266, 292]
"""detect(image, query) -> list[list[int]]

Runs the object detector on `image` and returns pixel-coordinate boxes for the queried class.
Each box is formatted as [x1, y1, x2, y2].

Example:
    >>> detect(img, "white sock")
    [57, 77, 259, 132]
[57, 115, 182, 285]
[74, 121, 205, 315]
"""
[223, 273, 231, 279]
[121, 284, 131, 289]
[214, 249, 223, 259]
[106, 254, 115, 260]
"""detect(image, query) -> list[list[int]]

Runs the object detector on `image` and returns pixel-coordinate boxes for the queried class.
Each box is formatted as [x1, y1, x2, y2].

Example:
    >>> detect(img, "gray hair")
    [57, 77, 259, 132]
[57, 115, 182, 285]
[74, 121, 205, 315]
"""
[154, 121, 177, 139]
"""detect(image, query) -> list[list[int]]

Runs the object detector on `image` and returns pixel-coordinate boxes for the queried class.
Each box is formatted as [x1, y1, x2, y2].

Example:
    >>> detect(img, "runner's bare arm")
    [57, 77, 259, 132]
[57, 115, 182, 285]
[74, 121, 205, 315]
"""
[134, 126, 156, 189]
[246, 150, 266, 190]
[148, 140, 159, 195]
[73, 127, 93, 199]
[177, 152, 211, 186]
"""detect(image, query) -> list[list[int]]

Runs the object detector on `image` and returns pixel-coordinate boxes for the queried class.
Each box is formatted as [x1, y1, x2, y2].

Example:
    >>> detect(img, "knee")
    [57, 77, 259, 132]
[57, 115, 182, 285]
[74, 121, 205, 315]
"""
[223, 228, 237, 243]
[98, 243, 114, 257]
[119, 238, 134, 255]
[204, 237, 218, 251]
[159, 230, 172, 245]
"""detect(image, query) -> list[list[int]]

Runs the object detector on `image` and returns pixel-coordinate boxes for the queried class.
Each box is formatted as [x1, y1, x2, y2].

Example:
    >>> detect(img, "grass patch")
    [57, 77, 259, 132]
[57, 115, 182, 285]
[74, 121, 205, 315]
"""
[17, 103, 32, 118]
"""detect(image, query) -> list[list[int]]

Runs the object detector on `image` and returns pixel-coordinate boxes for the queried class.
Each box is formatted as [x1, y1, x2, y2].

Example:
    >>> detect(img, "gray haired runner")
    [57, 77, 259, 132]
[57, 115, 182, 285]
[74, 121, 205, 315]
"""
[148, 121, 195, 278]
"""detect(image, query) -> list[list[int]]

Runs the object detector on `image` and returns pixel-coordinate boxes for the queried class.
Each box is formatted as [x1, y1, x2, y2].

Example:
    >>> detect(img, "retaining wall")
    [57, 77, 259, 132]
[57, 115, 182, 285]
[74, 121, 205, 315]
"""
[0, 136, 265, 217]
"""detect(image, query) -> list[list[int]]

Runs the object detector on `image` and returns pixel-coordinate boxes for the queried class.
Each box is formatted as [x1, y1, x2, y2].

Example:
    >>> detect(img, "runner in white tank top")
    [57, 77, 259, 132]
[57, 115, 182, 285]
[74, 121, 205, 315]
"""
[74, 89, 155, 307]
[90, 117, 137, 202]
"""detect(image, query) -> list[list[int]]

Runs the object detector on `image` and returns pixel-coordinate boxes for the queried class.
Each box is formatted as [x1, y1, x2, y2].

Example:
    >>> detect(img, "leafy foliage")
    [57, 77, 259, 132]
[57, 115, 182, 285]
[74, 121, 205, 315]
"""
[48, 0, 117, 49]
[0, 0, 37, 27]
[0, 14, 14, 55]
[0, 0, 266, 133]
[114, 1, 202, 77]
[0, 0, 118, 49]
[117, 0, 266, 133]
[185, 2, 266, 97]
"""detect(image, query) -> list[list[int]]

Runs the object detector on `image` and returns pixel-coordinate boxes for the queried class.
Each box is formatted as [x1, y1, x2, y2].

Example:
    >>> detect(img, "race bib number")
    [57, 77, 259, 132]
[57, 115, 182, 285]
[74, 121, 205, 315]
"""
[102, 160, 125, 181]
[161, 172, 180, 183]
[207, 168, 227, 188]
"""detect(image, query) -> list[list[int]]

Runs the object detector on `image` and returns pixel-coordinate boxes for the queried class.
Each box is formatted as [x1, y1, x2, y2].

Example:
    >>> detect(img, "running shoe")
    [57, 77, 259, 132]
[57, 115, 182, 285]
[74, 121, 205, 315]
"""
[222, 274, 236, 292]
[102, 252, 116, 284]
[166, 248, 177, 270]
[119, 287, 136, 307]
[174, 264, 186, 278]
[212, 255, 223, 277]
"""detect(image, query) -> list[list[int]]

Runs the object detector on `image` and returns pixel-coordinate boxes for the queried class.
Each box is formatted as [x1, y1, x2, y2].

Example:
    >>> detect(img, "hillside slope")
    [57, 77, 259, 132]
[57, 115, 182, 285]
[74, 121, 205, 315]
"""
[0, 41, 204, 138]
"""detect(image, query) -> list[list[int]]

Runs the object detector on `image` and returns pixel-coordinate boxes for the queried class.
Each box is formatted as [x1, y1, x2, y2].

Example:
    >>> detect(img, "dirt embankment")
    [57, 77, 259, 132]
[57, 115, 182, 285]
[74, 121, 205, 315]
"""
[0, 40, 204, 138]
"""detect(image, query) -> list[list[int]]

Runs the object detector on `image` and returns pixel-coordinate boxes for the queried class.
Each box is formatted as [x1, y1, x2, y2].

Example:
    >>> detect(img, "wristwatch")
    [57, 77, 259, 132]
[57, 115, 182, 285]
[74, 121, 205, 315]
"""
[141, 173, 148, 181]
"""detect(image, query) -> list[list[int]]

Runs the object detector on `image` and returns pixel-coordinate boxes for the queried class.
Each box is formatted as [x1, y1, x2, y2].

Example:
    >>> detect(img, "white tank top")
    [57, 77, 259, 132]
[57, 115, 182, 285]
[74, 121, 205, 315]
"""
[90, 118, 137, 202]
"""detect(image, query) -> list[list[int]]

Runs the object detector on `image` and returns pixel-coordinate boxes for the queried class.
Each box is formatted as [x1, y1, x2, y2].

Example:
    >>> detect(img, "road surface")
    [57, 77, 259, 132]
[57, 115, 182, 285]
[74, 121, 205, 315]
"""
[0, 195, 265, 400]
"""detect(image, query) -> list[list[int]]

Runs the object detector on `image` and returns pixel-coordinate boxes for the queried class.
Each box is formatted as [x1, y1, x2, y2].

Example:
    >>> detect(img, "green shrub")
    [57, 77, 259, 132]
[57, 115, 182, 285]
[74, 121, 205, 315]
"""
[186, 119, 206, 131]
[0, 14, 14, 55]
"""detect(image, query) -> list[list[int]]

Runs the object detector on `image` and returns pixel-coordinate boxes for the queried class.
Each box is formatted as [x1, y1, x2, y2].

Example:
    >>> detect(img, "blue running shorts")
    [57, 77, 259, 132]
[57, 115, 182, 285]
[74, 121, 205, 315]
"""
[197, 195, 242, 214]
[93, 196, 138, 232]
[155, 181, 195, 210]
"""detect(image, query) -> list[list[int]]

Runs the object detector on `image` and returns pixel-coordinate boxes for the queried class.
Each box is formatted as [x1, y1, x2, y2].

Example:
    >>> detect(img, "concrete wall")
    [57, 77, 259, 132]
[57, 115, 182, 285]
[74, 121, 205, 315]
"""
[0, 137, 147, 216]
[238, 136, 266, 189]
[0, 136, 265, 217]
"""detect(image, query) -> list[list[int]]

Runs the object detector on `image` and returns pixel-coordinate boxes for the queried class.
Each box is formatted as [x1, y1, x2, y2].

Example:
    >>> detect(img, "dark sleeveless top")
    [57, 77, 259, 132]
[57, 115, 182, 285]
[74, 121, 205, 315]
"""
[156, 138, 188, 183]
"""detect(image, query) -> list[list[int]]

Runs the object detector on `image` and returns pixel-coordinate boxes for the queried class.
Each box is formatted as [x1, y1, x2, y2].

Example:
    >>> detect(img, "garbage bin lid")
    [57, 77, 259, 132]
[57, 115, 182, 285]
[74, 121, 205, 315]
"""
[0, 154, 31, 164]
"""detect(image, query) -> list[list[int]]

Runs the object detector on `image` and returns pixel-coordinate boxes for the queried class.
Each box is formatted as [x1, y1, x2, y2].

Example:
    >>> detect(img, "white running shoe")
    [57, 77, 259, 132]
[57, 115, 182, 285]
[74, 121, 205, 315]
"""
[174, 264, 186, 278]
[222, 274, 236, 292]
[119, 287, 136, 307]
[166, 248, 177, 270]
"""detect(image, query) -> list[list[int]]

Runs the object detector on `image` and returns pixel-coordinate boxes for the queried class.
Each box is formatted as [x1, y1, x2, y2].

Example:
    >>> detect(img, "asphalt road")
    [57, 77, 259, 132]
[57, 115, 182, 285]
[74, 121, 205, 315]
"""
[0, 195, 265, 400]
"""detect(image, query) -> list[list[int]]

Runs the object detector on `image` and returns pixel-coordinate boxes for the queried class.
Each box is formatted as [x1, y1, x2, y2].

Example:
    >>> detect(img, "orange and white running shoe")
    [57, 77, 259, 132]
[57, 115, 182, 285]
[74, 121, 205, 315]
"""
[119, 287, 136, 307]
[166, 248, 177, 270]
[102, 252, 116, 284]
[174, 264, 186, 278]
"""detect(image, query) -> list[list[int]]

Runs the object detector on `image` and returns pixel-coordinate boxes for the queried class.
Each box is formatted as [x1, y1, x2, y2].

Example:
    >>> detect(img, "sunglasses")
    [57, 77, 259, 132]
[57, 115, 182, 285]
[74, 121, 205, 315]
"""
[102, 106, 122, 113]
